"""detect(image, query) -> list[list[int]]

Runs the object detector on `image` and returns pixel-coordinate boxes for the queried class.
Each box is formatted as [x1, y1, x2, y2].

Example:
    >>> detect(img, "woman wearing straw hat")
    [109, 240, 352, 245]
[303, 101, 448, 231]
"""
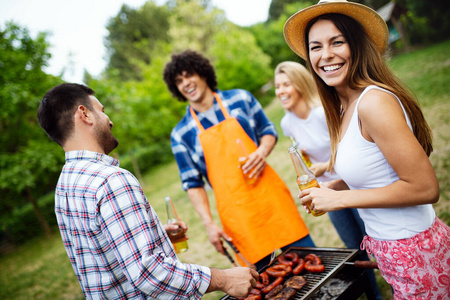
[274, 61, 381, 299]
[284, 0, 450, 299]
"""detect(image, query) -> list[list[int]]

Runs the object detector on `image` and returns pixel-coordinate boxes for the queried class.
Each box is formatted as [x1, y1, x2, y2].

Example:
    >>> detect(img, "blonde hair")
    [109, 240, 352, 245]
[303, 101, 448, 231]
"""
[304, 14, 433, 170]
[275, 61, 321, 108]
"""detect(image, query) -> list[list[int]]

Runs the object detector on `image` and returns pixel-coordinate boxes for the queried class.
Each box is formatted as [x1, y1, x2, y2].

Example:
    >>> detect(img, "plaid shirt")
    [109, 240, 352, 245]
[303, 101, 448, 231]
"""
[55, 150, 210, 299]
[171, 89, 278, 191]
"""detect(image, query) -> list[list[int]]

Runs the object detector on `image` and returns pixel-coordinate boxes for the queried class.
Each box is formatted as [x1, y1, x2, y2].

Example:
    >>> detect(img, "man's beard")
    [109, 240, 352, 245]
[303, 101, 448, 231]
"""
[94, 123, 119, 155]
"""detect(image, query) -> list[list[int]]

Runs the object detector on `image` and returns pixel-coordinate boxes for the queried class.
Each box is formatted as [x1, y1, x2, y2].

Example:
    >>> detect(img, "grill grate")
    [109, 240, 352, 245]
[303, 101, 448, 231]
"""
[221, 247, 359, 300]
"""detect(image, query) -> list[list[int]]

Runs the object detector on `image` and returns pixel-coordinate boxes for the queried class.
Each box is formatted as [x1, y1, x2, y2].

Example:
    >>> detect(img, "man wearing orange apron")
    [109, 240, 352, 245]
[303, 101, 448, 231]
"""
[163, 50, 315, 270]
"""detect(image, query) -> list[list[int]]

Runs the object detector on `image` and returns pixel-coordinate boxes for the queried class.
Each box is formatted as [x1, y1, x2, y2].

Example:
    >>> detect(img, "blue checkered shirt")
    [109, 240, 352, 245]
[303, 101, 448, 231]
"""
[171, 89, 278, 190]
[55, 150, 211, 299]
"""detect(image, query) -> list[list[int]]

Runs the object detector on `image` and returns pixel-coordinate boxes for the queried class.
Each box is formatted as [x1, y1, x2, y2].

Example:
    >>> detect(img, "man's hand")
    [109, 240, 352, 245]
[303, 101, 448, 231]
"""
[207, 268, 259, 297]
[205, 222, 231, 255]
[163, 221, 188, 233]
[241, 135, 276, 180]
[242, 148, 267, 180]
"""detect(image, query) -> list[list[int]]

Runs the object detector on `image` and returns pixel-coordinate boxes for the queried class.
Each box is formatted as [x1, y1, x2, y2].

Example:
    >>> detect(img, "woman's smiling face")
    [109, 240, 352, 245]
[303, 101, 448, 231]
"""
[275, 73, 302, 111]
[308, 19, 351, 89]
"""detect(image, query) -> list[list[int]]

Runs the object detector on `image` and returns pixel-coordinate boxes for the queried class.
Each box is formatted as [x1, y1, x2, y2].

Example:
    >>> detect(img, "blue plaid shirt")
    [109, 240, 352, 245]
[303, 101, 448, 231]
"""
[55, 150, 211, 299]
[171, 89, 278, 191]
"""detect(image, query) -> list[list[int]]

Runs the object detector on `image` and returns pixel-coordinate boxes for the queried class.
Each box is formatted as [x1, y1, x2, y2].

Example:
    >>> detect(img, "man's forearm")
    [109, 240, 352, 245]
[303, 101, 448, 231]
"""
[206, 268, 258, 297]
[257, 134, 276, 158]
[186, 187, 214, 226]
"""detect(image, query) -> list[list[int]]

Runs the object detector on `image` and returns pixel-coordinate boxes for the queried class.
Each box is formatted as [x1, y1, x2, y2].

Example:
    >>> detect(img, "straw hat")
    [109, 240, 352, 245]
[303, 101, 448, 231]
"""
[283, 0, 389, 59]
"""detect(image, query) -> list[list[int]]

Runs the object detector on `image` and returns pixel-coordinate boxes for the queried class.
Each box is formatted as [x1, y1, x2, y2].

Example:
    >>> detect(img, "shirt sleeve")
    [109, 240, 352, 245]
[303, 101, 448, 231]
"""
[97, 171, 211, 299]
[170, 129, 205, 191]
[247, 91, 278, 141]
[280, 114, 291, 138]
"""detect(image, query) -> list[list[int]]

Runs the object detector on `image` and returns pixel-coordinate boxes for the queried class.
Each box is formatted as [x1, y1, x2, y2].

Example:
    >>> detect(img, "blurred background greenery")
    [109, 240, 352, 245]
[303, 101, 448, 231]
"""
[0, 0, 449, 299]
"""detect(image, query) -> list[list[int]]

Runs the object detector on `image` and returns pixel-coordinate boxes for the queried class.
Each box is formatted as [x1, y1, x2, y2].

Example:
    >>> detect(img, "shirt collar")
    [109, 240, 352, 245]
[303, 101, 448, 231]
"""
[65, 150, 120, 167]
[185, 89, 221, 115]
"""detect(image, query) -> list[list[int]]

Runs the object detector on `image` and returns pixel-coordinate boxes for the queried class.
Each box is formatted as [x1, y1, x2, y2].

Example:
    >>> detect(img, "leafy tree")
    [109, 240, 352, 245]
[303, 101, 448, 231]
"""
[90, 0, 274, 178]
[268, 0, 299, 21]
[250, 2, 314, 68]
[209, 27, 272, 93]
[396, 0, 450, 44]
[0, 22, 63, 242]
[165, 0, 273, 95]
[104, 1, 171, 81]
[166, 0, 227, 54]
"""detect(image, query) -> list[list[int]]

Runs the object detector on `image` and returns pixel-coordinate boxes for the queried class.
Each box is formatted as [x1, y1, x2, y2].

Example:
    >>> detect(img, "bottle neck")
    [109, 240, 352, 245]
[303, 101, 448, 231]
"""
[288, 146, 313, 177]
[165, 197, 180, 222]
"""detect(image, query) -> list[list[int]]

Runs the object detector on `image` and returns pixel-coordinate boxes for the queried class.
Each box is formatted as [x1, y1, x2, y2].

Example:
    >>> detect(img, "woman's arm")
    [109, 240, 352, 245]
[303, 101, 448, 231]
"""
[301, 89, 439, 212]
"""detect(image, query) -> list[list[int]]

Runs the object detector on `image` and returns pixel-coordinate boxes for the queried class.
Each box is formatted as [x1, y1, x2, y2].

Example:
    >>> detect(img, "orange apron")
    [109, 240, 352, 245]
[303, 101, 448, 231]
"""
[190, 93, 309, 265]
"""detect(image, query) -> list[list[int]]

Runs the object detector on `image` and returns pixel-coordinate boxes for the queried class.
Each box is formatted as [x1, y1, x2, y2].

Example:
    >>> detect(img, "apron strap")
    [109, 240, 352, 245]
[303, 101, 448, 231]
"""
[189, 92, 231, 133]
[189, 106, 205, 132]
[213, 92, 231, 119]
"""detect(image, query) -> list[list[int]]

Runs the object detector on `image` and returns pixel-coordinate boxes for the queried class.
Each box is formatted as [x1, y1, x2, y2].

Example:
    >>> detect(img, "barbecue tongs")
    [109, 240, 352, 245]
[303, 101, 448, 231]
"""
[222, 238, 256, 270]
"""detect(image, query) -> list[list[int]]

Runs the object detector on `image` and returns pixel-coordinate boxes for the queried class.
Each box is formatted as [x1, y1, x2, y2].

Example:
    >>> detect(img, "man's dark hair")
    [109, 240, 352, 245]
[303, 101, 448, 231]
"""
[37, 83, 95, 147]
[163, 50, 217, 102]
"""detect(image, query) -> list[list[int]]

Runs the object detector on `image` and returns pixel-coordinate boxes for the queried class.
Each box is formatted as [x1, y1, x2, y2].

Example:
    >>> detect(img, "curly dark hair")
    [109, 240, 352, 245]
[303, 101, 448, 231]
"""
[163, 50, 217, 102]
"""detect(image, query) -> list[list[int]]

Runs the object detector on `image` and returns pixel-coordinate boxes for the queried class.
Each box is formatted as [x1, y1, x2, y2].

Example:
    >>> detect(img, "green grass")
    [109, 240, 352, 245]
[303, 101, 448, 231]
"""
[1, 40, 449, 300]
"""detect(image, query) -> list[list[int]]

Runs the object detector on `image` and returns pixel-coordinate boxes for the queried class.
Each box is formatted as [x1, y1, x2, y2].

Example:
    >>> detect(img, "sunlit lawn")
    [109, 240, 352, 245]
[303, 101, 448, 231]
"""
[1, 40, 449, 300]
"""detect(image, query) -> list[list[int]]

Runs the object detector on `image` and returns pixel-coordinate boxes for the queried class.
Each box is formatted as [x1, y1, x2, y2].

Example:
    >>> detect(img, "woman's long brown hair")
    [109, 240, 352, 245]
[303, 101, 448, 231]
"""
[303, 14, 433, 170]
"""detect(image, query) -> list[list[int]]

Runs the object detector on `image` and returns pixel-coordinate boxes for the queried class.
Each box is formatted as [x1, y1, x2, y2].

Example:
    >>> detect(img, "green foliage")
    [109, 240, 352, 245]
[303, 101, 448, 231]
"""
[249, 1, 314, 68]
[3, 193, 57, 244]
[0, 22, 63, 243]
[396, 0, 450, 44]
[166, 0, 228, 54]
[104, 1, 171, 81]
[0, 232, 84, 300]
[209, 27, 272, 93]
[87, 0, 274, 177]
[387, 40, 450, 107]
[0, 23, 59, 151]
[268, 0, 299, 21]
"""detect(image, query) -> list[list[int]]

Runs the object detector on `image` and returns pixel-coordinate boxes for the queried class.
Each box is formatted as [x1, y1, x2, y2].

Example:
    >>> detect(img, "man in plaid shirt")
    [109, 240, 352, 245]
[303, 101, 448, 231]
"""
[37, 83, 258, 299]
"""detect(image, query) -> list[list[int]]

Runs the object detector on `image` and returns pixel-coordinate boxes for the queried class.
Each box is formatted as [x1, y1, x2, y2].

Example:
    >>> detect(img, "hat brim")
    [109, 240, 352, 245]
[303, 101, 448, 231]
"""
[283, 1, 389, 60]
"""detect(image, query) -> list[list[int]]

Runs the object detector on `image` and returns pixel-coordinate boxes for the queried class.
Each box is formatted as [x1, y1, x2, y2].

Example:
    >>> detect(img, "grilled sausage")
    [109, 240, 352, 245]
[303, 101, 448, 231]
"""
[266, 264, 292, 277]
[249, 288, 261, 296]
[278, 252, 299, 266]
[243, 295, 261, 300]
[304, 253, 322, 265]
[255, 282, 265, 290]
[260, 271, 270, 286]
[304, 260, 325, 273]
[292, 258, 305, 275]
[261, 276, 283, 294]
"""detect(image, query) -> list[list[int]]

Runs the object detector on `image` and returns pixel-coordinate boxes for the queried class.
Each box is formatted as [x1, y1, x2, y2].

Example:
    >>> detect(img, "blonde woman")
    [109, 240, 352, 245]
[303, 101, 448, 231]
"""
[275, 61, 381, 299]
[284, 0, 450, 298]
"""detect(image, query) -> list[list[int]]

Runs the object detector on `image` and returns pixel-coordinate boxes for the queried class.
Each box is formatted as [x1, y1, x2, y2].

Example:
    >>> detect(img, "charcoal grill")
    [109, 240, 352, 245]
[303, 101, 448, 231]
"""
[221, 247, 376, 300]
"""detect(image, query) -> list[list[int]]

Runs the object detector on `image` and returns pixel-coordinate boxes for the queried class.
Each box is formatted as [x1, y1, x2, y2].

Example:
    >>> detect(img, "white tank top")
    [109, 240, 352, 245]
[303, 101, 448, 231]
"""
[281, 106, 339, 182]
[334, 86, 435, 240]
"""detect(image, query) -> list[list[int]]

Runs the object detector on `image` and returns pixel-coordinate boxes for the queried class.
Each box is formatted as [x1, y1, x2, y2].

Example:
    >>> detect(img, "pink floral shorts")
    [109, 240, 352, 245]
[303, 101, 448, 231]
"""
[361, 217, 450, 300]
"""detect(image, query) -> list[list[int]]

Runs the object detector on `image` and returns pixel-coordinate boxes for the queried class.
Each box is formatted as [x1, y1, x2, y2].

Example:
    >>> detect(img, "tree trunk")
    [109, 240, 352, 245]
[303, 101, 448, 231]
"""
[26, 188, 52, 237]
[391, 16, 411, 52]
[130, 152, 145, 188]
